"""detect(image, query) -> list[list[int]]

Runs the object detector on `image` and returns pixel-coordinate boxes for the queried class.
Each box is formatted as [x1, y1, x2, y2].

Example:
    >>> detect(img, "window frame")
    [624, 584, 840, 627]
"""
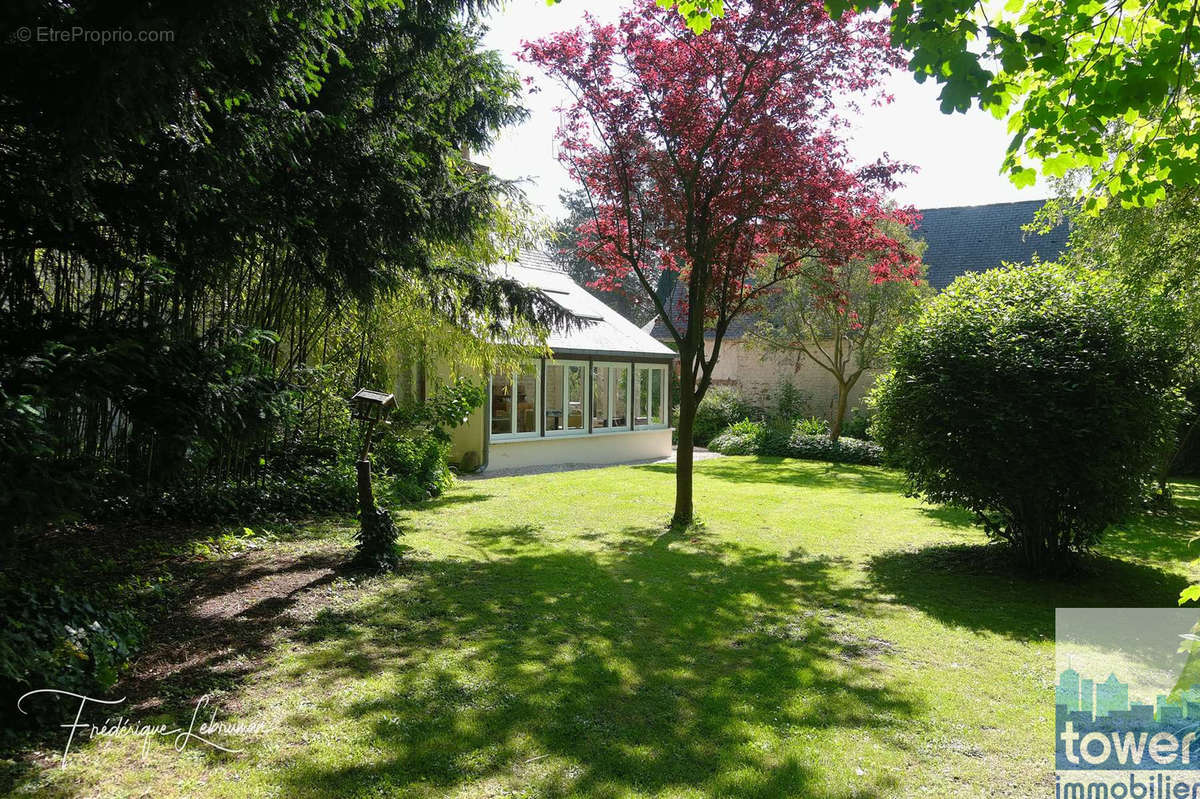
[590, 361, 632, 433]
[633, 362, 669, 431]
[489, 363, 541, 441]
[543, 358, 589, 437]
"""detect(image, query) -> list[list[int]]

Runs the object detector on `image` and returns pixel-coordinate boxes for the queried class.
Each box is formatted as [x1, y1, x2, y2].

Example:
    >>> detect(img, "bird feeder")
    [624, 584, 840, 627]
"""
[350, 388, 395, 423]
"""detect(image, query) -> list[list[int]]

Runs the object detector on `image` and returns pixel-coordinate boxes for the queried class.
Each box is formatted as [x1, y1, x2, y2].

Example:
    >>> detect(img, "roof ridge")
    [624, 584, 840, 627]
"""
[918, 198, 1049, 213]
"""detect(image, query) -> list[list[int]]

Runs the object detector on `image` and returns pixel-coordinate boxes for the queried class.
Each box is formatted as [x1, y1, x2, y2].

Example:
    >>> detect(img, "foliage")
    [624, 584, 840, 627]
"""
[692, 386, 756, 447]
[552, 0, 730, 33]
[1046, 186, 1200, 478]
[794, 417, 830, 437]
[564, 0, 1200, 207]
[524, 0, 918, 523]
[822, 0, 1200, 208]
[772, 381, 812, 425]
[869, 262, 1187, 572]
[0, 1, 568, 542]
[750, 220, 930, 441]
[708, 419, 882, 463]
[548, 190, 657, 325]
[708, 419, 767, 455]
[0, 583, 143, 730]
[840, 407, 873, 441]
[352, 507, 402, 572]
[785, 433, 882, 465]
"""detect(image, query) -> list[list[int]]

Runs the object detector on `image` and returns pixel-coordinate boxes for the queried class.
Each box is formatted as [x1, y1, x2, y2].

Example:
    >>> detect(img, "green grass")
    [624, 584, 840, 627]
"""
[7, 458, 1200, 798]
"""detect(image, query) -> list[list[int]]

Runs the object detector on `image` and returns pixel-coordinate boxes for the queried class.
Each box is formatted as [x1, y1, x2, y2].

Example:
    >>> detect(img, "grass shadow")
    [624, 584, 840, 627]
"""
[634, 456, 907, 495]
[277, 529, 917, 797]
[867, 543, 1193, 641]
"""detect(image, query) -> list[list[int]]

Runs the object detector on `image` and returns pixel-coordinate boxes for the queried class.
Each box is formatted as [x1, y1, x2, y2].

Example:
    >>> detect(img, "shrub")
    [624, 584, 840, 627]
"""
[708, 418, 764, 454]
[693, 386, 754, 446]
[0, 583, 143, 731]
[707, 419, 882, 464]
[786, 433, 882, 465]
[794, 416, 829, 437]
[376, 433, 452, 504]
[869, 263, 1186, 572]
[773, 381, 811, 422]
[840, 407, 873, 441]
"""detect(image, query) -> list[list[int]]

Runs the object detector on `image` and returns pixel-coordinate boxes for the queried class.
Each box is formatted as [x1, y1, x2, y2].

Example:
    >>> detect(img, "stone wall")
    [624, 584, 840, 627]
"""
[704, 338, 881, 418]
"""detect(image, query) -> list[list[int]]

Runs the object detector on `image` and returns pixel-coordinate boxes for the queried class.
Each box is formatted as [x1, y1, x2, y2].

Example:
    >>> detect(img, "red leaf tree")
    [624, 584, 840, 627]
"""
[524, 0, 920, 525]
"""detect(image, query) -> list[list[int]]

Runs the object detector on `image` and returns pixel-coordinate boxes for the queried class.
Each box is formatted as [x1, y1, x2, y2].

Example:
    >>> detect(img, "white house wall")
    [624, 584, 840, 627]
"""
[487, 428, 672, 471]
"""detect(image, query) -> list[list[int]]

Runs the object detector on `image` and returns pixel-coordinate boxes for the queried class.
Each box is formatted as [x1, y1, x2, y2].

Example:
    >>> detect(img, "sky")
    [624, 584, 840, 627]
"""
[478, 0, 1048, 221]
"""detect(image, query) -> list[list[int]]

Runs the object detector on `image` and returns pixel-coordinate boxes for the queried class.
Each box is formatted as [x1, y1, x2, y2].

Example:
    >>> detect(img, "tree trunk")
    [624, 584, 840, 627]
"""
[673, 372, 697, 527]
[357, 458, 374, 518]
[356, 418, 377, 518]
[830, 381, 850, 444]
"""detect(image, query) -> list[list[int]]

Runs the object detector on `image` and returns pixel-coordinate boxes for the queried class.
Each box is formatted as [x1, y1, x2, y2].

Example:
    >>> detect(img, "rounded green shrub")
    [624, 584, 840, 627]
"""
[869, 263, 1186, 572]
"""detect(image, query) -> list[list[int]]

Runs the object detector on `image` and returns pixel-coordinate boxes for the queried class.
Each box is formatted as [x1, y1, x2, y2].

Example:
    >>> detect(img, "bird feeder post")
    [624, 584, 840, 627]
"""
[349, 387, 395, 545]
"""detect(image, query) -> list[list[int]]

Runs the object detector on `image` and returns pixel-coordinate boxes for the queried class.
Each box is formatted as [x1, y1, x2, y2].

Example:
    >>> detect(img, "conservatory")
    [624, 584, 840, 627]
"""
[448, 251, 676, 472]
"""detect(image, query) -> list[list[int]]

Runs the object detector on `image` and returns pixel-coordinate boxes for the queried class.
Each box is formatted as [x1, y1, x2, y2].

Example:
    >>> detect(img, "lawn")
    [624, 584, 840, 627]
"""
[6, 458, 1200, 798]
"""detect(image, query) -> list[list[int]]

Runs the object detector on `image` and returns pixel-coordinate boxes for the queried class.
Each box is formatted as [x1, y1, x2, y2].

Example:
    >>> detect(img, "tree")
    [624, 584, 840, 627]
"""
[869, 263, 1185, 572]
[524, 0, 919, 525]
[0, 0, 573, 538]
[837, 0, 1200, 209]
[749, 222, 929, 442]
[550, 0, 730, 33]
[562, 0, 1200, 209]
[548, 190, 657, 325]
[1044, 184, 1200, 491]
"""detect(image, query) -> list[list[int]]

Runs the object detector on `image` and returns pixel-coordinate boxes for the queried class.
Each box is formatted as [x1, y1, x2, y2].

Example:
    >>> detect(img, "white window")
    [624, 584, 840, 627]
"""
[544, 360, 587, 435]
[634, 363, 668, 429]
[591, 362, 631, 431]
[490, 364, 540, 439]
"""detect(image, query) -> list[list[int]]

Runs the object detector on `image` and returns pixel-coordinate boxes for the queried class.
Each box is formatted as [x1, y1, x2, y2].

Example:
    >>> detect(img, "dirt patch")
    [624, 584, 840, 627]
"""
[118, 542, 364, 711]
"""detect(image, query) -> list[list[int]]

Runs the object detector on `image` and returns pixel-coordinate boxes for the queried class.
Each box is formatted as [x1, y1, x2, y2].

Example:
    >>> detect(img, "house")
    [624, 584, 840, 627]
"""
[643, 199, 1070, 416]
[448, 250, 677, 472]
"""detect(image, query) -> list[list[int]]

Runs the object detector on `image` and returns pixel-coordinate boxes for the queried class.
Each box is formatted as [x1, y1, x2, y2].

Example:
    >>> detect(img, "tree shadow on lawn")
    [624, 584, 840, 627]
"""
[635, 457, 907, 495]
[413, 489, 494, 510]
[278, 530, 918, 798]
[867, 543, 1193, 642]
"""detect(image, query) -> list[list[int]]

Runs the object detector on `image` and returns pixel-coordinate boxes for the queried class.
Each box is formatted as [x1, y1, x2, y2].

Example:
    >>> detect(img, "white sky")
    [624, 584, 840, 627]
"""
[478, 0, 1047, 221]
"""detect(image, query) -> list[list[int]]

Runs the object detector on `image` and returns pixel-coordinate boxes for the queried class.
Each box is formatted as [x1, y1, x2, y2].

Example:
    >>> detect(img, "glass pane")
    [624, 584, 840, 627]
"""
[637, 367, 649, 425]
[491, 372, 512, 435]
[592, 366, 609, 429]
[516, 367, 537, 433]
[567, 364, 585, 430]
[651, 368, 663, 425]
[545, 363, 564, 431]
[613, 366, 628, 428]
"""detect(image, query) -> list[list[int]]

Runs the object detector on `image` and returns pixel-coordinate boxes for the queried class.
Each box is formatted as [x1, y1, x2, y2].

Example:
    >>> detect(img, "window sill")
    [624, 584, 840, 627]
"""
[491, 433, 541, 442]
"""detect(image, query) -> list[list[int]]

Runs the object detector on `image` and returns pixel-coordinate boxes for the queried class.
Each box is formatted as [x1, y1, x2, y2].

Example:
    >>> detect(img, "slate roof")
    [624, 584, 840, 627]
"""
[918, 199, 1068, 289]
[494, 250, 676, 361]
[645, 199, 1069, 340]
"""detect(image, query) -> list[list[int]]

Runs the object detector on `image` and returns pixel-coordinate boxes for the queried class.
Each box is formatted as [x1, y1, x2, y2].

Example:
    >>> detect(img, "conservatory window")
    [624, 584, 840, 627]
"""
[490, 363, 540, 439]
[592, 362, 631, 431]
[634, 364, 668, 429]
[545, 360, 587, 434]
